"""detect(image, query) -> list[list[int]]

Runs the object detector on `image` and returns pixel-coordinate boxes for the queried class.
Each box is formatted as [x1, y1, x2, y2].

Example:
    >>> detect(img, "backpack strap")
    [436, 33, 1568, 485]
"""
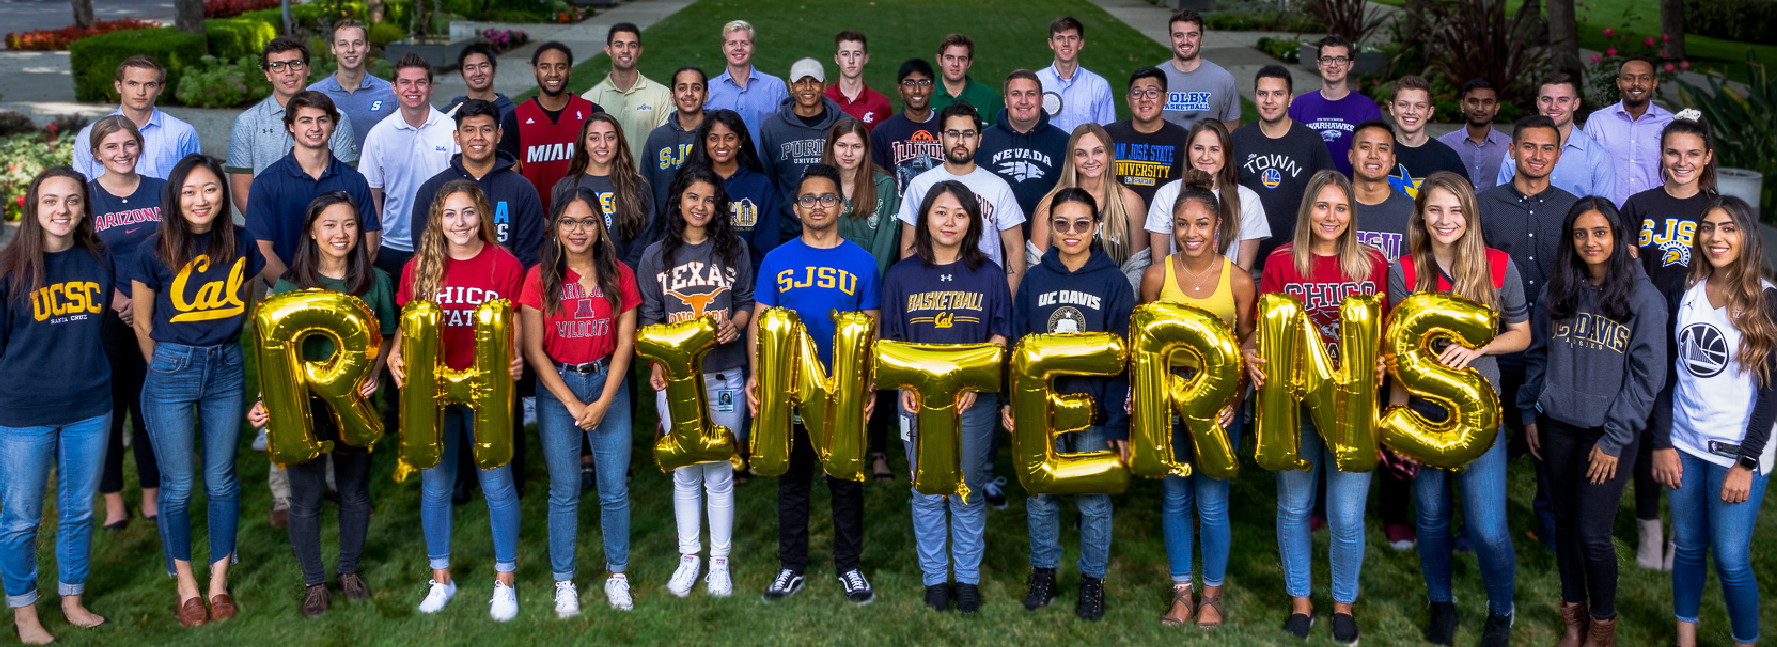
[1485, 248, 1509, 290]
[1399, 256, 1417, 289]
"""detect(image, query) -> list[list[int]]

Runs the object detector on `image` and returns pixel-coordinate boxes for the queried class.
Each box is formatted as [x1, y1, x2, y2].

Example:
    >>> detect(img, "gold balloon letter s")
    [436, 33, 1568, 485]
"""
[751, 307, 876, 481]
[1007, 333, 1130, 495]
[872, 341, 1005, 501]
[397, 299, 516, 480]
[636, 317, 736, 472]
[1252, 293, 1384, 473]
[1381, 293, 1501, 470]
[1125, 303, 1244, 480]
[252, 289, 384, 466]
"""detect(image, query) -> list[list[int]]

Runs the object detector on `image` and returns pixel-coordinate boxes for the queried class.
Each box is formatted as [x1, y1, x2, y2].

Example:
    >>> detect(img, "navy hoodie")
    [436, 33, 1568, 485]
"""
[411, 150, 547, 267]
[641, 111, 701, 219]
[722, 165, 784, 273]
[1012, 247, 1136, 440]
[978, 108, 1071, 217]
[1519, 264, 1668, 457]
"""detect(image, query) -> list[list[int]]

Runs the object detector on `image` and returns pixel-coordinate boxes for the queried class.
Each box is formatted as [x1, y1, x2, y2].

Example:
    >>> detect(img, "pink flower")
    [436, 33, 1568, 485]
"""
[1660, 49, 1668, 58]
[1603, 27, 1615, 36]
[1661, 33, 1671, 42]
[1607, 47, 1618, 57]
[1665, 63, 1676, 72]
[1645, 36, 1656, 46]
[1591, 54, 1604, 64]
[1680, 61, 1691, 70]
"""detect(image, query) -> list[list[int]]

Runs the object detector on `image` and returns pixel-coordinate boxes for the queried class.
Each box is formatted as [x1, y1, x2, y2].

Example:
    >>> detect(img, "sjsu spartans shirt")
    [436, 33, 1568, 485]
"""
[396, 243, 526, 370]
[134, 227, 266, 347]
[753, 238, 881, 368]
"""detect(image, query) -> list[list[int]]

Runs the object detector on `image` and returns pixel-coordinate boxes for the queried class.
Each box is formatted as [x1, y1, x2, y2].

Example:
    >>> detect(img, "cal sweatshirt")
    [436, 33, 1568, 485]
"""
[636, 238, 755, 372]
[410, 150, 548, 267]
[758, 97, 844, 241]
[978, 108, 1071, 217]
[1518, 264, 1668, 457]
[1012, 247, 1136, 440]
[641, 112, 701, 219]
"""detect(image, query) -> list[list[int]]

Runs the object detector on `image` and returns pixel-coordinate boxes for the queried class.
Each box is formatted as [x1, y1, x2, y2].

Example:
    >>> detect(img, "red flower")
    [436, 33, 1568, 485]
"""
[1607, 47, 1618, 57]
[1665, 63, 1676, 73]
[1645, 36, 1656, 46]
[1660, 49, 1668, 58]
[1603, 27, 1615, 36]
[1661, 33, 1671, 42]
[1680, 61, 1691, 70]
[1591, 54, 1604, 64]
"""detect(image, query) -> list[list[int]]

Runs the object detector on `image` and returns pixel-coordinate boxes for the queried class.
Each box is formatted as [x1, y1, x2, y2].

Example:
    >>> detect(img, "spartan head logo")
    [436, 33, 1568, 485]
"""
[1661, 241, 1693, 268]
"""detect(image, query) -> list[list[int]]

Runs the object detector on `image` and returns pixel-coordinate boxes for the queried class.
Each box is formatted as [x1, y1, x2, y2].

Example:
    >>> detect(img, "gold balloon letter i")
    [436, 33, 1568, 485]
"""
[751, 307, 877, 481]
[636, 317, 736, 472]
[1007, 333, 1131, 495]
[396, 299, 516, 480]
[252, 289, 385, 466]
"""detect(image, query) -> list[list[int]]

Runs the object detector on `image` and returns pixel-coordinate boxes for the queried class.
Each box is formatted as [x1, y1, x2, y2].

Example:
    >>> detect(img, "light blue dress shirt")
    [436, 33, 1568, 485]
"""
[1035, 64, 1116, 135]
[705, 65, 788, 149]
[1435, 126, 1512, 193]
[72, 108, 201, 180]
[1496, 126, 1617, 202]
[1582, 101, 1674, 206]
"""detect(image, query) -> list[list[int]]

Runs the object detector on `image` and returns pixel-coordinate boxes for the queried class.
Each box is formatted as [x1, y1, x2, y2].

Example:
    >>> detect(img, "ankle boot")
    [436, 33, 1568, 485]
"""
[1556, 600, 1588, 647]
[1636, 518, 1664, 569]
[1581, 614, 1616, 647]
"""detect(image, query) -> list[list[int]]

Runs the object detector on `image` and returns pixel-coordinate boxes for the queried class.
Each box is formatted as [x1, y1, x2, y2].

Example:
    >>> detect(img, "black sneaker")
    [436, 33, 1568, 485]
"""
[1022, 568, 1056, 611]
[1074, 576, 1104, 621]
[1332, 612, 1359, 645]
[580, 462, 595, 492]
[983, 477, 1009, 509]
[955, 583, 982, 613]
[1425, 601, 1457, 645]
[761, 569, 804, 602]
[924, 583, 951, 612]
[1479, 611, 1512, 647]
[1284, 613, 1314, 639]
[838, 569, 874, 605]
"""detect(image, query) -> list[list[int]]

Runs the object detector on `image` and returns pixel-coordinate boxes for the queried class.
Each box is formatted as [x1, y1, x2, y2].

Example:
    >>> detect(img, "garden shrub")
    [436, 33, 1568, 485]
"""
[68, 27, 207, 103]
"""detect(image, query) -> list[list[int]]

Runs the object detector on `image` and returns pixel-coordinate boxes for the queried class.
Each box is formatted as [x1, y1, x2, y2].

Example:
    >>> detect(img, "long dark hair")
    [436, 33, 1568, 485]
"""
[660, 165, 744, 273]
[1048, 186, 1101, 253]
[689, 109, 763, 173]
[156, 154, 238, 272]
[284, 191, 375, 296]
[1661, 116, 1718, 194]
[2, 167, 104, 303]
[1687, 195, 1777, 386]
[912, 180, 987, 270]
[562, 112, 649, 240]
[819, 116, 883, 220]
[1546, 196, 1640, 322]
[538, 187, 624, 315]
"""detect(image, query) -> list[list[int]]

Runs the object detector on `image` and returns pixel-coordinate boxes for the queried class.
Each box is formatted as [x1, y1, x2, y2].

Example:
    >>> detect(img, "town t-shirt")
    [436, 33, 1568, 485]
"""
[1626, 187, 1713, 293]
[395, 243, 526, 370]
[0, 248, 114, 427]
[881, 257, 1013, 345]
[753, 238, 882, 368]
[1258, 243, 1389, 360]
[519, 262, 642, 365]
[1390, 139, 1470, 198]
[1105, 119, 1187, 206]
[88, 176, 166, 285]
[1354, 190, 1416, 262]
[134, 227, 266, 347]
[1157, 59, 1240, 128]
[870, 111, 943, 191]
[1230, 121, 1337, 260]
[1288, 91, 1383, 176]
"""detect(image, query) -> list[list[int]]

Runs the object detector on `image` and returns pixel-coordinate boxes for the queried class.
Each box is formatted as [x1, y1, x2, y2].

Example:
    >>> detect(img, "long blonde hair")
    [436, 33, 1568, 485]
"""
[1041, 123, 1135, 264]
[1291, 170, 1380, 281]
[412, 179, 501, 302]
[1405, 172, 1497, 309]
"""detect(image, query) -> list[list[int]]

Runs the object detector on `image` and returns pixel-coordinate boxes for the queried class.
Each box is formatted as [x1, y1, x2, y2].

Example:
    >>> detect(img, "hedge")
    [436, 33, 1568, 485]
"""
[206, 17, 278, 60]
[68, 27, 207, 104]
[1684, 0, 1777, 43]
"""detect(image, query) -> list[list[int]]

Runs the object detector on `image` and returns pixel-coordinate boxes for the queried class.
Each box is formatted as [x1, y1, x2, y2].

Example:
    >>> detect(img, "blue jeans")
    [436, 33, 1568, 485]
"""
[1276, 417, 1373, 604]
[141, 342, 245, 574]
[419, 405, 520, 572]
[1414, 432, 1515, 615]
[903, 394, 995, 585]
[537, 364, 631, 580]
[1671, 450, 1769, 643]
[1026, 425, 1113, 578]
[0, 414, 110, 607]
[1162, 414, 1245, 586]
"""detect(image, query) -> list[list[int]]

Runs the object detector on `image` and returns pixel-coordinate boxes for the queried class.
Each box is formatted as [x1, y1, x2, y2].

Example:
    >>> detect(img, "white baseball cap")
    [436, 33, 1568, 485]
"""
[789, 58, 825, 84]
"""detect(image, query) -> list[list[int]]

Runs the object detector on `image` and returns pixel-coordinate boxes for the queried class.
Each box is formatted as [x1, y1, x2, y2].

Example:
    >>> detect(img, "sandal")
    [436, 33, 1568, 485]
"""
[872, 453, 894, 483]
[1196, 594, 1225, 629]
[1160, 585, 1194, 626]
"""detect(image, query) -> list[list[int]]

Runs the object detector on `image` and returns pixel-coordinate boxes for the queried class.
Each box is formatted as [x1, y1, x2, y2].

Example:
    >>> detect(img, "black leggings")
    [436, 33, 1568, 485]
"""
[287, 400, 373, 586]
[1542, 418, 1639, 619]
[867, 390, 896, 456]
[1632, 433, 1663, 520]
[100, 309, 159, 493]
[778, 424, 863, 576]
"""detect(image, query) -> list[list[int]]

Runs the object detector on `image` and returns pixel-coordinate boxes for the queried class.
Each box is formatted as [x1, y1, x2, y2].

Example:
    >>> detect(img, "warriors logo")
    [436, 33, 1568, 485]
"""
[1678, 322, 1729, 378]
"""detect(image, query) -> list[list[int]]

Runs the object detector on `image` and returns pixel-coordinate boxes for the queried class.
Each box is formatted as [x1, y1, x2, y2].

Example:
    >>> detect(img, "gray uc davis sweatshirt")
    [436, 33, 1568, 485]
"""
[1518, 264, 1668, 457]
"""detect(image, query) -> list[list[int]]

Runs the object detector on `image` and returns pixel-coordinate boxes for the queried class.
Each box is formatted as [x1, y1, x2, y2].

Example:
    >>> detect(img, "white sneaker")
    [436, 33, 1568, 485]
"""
[553, 580, 580, 618]
[251, 426, 269, 452]
[667, 555, 700, 598]
[489, 580, 518, 621]
[522, 397, 538, 428]
[706, 558, 732, 597]
[604, 575, 633, 611]
[417, 579, 457, 613]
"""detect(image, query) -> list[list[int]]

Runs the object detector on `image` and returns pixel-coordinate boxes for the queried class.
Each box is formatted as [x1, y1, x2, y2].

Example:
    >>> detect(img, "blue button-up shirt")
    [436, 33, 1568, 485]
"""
[1497, 126, 1617, 202]
[1582, 101, 1674, 206]
[705, 65, 788, 148]
[1436, 125, 1512, 193]
[1035, 64, 1116, 135]
[244, 152, 377, 264]
[308, 73, 398, 151]
[72, 108, 202, 180]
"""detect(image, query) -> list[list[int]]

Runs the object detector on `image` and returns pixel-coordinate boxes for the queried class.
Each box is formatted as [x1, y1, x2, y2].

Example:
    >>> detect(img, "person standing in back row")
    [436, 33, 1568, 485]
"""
[72, 55, 201, 180]
[1232, 65, 1336, 260]
[825, 31, 891, 130]
[412, 99, 547, 268]
[226, 37, 360, 212]
[583, 23, 671, 164]
[870, 60, 943, 190]
[1036, 17, 1115, 134]
[500, 42, 604, 217]
[1584, 56, 1674, 206]
[1496, 74, 1616, 201]
[705, 20, 787, 146]
[307, 19, 396, 152]
[1385, 76, 1469, 197]
[1106, 67, 1188, 208]
[1290, 35, 1381, 177]
[1435, 78, 1512, 193]
[1156, 10, 1239, 130]
[441, 45, 516, 122]
[760, 58, 843, 239]
[929, 34, 1003, 127]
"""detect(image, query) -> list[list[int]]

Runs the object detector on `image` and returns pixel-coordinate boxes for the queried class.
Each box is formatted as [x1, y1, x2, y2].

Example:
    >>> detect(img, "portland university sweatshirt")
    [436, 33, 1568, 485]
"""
[978, 109, 1071, 217]
[1519, 265, 1668, 457]
[1012, 247, 1136, 440]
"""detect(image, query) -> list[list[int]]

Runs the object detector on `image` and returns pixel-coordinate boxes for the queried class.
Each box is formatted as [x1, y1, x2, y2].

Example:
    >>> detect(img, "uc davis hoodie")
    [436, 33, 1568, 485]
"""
[411, 150, 547, 267]
[641, 112, 701, 219]
[1518, 264, 1668, 457]
[1013, 247, 1136, 440]
[759, 97, 843, 241]
[978, 108, 1071, 217]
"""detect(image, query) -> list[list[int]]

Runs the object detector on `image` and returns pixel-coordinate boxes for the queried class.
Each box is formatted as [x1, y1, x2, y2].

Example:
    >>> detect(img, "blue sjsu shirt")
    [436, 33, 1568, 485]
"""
[754, 237, 882, 368]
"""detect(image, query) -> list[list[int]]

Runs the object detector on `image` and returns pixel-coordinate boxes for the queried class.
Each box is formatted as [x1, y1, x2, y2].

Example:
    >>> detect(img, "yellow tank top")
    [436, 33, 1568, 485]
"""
[1159, 254, 1238, 329]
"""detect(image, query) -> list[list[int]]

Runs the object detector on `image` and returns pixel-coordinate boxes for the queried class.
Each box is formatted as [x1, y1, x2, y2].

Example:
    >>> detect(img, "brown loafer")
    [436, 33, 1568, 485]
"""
[208, 593, 237, 621]
[301, 584, 330, 618]
[176, 597, 208, 627]
[338, 573, 370, 601]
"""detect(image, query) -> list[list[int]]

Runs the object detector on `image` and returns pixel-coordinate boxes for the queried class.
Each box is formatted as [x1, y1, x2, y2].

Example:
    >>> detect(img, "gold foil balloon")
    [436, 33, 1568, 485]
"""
[1381, 292, 1501, 470]
[1126, 302, 1244, 480]
[749, 308, 878, 481]
[1253, 293, 1384, 473]
[395, 299, 517, 481]
[635, 317, 735, 472]
[1008, 333, 1131, 495]
[872, 341, 1005, 502]
[252, 289, 384, 466]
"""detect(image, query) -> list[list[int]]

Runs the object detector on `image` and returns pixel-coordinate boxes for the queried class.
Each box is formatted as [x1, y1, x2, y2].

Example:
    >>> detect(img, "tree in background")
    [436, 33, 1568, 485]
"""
[1661, 0, 1686, 61]
[71, 0, 94, 28]
[1548, 0, 1584, 87]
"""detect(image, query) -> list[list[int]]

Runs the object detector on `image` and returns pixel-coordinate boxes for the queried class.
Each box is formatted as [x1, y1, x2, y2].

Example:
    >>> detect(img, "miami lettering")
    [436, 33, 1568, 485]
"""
[527, 142, 576, 163]
[169, 254, 248, 322]
[31, 281, 103, 321]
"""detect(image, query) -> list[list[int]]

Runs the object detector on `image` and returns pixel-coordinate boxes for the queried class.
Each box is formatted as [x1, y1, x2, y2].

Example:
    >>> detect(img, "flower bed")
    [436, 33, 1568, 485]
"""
[481, 28, 529, 54]
[205, 0, 283, 19]
[1, 118, 79, 222]
[4, 18, 158, 51]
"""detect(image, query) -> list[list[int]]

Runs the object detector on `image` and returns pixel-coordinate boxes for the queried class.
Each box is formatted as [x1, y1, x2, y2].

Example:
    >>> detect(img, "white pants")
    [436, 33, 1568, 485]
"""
[658, 370, 743, 557]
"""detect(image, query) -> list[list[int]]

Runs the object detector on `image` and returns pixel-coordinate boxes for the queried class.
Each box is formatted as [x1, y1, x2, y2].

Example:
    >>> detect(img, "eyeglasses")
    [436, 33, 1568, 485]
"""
[558, 217, 600, 231]
[1128, 89, 1163, 100]
[943, 129, 979, 139]
[266, 60, 308, 71]
[1318, 56, 1352, 65]
[796, 194, 841, 207]
[900, 79, 934, 88]
[1051, 219, 1095, 234]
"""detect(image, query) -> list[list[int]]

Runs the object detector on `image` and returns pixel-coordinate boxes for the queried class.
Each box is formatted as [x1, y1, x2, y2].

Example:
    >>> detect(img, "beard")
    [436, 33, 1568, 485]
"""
[946, 147, 974, 165]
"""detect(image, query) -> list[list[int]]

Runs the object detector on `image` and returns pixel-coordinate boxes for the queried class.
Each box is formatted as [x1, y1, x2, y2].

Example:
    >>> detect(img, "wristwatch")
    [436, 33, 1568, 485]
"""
[1738, 456, 1760, 471]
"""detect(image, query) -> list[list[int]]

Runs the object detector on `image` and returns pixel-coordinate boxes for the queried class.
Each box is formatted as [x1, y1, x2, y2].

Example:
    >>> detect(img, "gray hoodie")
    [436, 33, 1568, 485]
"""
[636, 237, 756, 372]
[1519, 265, 1668, 457]
[758, 96, 843, 239]
[641, 112, 702, 219]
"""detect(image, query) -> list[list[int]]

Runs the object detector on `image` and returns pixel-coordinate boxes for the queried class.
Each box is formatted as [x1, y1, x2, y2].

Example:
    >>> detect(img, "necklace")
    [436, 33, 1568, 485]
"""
[1175, 256, 1219, 293]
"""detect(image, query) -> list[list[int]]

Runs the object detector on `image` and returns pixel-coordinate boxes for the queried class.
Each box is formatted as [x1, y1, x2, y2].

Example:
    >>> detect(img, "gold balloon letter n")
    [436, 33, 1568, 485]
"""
[751, 307, 876, 481]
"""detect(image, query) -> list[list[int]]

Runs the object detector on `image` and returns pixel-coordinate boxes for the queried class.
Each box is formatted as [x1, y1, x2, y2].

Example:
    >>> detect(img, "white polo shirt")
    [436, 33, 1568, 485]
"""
[360, 107, 458, 252]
